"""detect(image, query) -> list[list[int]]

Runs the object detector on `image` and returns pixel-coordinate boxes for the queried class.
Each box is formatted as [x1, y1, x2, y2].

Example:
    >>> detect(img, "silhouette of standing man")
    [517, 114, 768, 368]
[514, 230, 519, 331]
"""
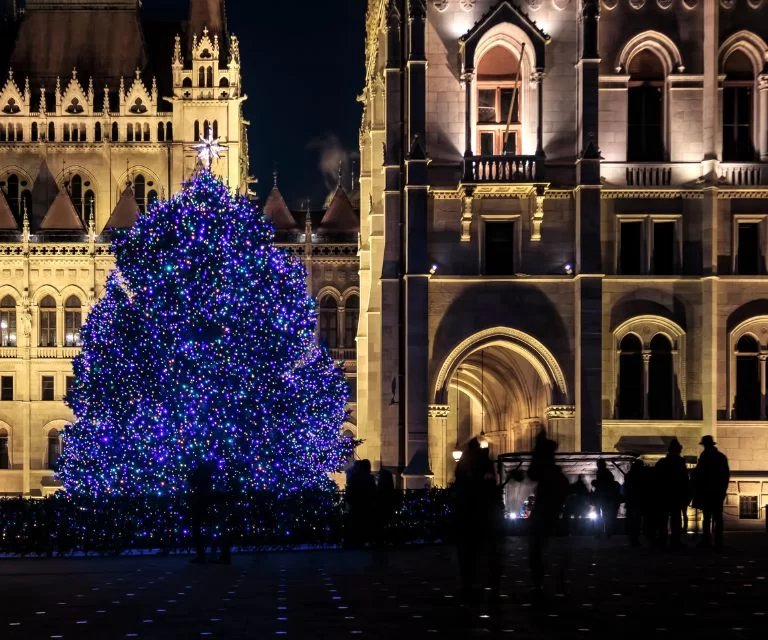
[694, 435, 730, 551]
[653, 438, 689, 551]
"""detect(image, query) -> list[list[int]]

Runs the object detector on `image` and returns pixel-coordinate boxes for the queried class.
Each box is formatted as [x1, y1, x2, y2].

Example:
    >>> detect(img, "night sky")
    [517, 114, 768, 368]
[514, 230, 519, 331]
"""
[143, 1, 367, 208]
[3, 1, 367, 208]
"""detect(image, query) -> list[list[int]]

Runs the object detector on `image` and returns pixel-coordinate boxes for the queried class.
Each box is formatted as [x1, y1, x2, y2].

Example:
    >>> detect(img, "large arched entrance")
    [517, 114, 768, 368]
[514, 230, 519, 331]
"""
[431, 328, 572, 486]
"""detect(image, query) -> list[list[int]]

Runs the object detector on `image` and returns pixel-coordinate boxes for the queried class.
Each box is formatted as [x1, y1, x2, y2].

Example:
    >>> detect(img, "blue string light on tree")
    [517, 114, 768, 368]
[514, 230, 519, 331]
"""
[58, 168, 354, 499]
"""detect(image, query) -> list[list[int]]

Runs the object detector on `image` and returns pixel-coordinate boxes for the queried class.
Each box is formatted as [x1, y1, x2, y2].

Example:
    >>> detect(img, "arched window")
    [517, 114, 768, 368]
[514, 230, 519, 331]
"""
[143, 123, 150, 142]
[194, 120, 200, 140]
[344, 295, 359, 350]
[79, 123, 86, 142]
[203, 120, 210, 137]
[723, 50, 755, 162]
[206, 66, 214, 88]
[648, 334, 674, 419]
[219, 77, 230, 88]
[94, 121, 102, 142]
[48, 122, 55, 142]
[126, 123, 134, 142]
[0, 123, 5, 142]
[15, 124, 22, 141]
[111, 122, 119, 142]
[212, 120, 218, 139]
[31, 122, 38, 142]
[618, 334, 643, 419]
[166, 122, 173, 141]
[157, 122, 165, 142]
[47, 429, 61, 470]
[70, 174, 83, 217]
[64, 296, 82, 347]
[476, 45, 521, 156]
[0, 295, 16, 347]
[198, 66, 206, 87]
[182, 77, 193, 88]
[0, 428, 8, 470]
[63, 123, 71, 142]
[84, 190, 96, 221]
[627, 50, 665, 161]
[134, 174, 146, 213]
[318, 296, 338, 350]
[735, 335, 761, 420]
[6, 173, 19, 216]
[39, 296, 57, 347]
[147, 190, 158, 207]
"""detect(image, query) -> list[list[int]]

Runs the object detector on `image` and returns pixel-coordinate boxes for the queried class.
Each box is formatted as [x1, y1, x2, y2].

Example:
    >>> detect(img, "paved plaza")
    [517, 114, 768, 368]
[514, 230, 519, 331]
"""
[1, 534, 767, 639]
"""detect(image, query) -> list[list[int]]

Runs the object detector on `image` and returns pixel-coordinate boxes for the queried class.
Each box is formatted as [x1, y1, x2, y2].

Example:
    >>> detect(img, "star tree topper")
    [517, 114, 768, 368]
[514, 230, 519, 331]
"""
[194, 132, 228, 170]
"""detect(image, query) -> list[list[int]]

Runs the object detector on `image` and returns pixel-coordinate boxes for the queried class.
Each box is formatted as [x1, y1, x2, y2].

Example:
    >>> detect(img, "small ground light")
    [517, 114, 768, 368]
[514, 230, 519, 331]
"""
[587, 509, 599, 520]
[429, 264, 438, 275]
[564, 263, 574, 275]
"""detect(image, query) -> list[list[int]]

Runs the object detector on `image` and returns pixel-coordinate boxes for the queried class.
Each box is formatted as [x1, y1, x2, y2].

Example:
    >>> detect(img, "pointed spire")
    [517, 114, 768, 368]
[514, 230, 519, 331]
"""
[102, 85, 109, 114]
[263, 170, 298, 231]
[38, 86, 46, 114]
[0, 189, 19, 231]
[40, 191, 85, 231]
[320, 188, 359, 233]
[22, 199, 30, 241]
[55, 76, 61, 102]
[173, 34, 183, 65]
[188, 0, 227, 55]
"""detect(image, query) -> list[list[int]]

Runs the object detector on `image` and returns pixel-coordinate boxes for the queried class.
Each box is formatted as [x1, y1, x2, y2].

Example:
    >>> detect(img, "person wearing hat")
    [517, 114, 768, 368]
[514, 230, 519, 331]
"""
[693, 435, 730, 550]
[653, 438, 690, 550]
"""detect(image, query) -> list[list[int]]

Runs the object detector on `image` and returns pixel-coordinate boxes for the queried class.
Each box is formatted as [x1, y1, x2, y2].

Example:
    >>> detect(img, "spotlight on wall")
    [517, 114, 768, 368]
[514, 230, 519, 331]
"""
[429, 264, 439, 276]
[564, 263, 574, 276]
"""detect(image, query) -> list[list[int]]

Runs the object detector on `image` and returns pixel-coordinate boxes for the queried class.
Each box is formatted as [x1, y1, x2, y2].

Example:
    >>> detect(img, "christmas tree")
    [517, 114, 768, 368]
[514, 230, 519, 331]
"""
[59, 168, 354, 498]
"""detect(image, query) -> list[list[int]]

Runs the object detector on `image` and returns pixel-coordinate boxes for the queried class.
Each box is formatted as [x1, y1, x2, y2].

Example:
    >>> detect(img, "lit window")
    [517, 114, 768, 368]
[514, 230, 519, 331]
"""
[319, 296, 339, 350]
[39, 296, 57, 347]
[0, 428, 8, 469]
[723, 50, 755, 162]
[46, 428, 60, 469]
[627, 50, 665, 162]
[0, 295, 16, 347]
[64, 296, 82, 347]
[735, 335, 761, 420]
[344, 295, 359, 350]
[739, 495, 759, 519]
[476, 46, 522, 156]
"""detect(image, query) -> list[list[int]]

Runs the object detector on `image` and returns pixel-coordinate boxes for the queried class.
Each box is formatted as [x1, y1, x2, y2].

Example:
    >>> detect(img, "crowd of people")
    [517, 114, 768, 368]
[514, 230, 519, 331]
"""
[451, 432, 731, 600]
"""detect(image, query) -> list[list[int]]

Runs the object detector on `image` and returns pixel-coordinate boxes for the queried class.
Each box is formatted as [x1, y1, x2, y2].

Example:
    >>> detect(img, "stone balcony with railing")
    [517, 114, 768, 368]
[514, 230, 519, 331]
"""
[462, 154, 539, 184]
[603, 161, 768, 189]
[0, 346, 82, 359]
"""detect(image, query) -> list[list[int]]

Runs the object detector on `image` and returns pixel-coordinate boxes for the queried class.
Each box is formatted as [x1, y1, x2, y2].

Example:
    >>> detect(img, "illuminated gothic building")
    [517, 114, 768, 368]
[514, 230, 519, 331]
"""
[0, 0, 360, 496]
[358, 0, 768, 525]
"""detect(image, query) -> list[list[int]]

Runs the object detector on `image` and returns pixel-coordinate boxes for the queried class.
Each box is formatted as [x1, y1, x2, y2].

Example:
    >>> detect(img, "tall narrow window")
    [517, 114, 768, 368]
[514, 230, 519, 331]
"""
[476, 46, 521, 155]
[194, 121, 200, 141]
[134, 174, 146, 212]
[0, 295, 16, 347]
[0, 123, 6, 142]
[166, 122, 173, 141]
[204, 120, 210, 138]
[0, 428, 8, 469]
[198, 66, 206, 87]
[735, 335, 761, 420]
[143, 123, 150, 142]
[213, 120, 219, 139]
[94, 122, 102, 142]
[48, 122, 55, 141]
[619, 221, 644, 275]
[79, 123, 87, 142]
[111, 122, 119, 142]
[6, 173, 19, 217]
[627, 50, 665, 162]
[147, 190, 158, 207]
[344, 295, 359, 350]
[42, 376, 55, 402]
[64, 296, 82, 347]
[70, 174, 83, 218]
[484, 221, 516, 276]
[648, 334, 674, 419]
[63, 123, 71, 142]
[46, 428, 60, 469]
[653, 221, 676, 275]
[127, 123, 134, 142]
[319, 296, 339, 350]
[157, 122, 165, 142]
[31, 121, 38, 141]
[618, 334, 643, 419]
[737, 222, 762, 275]
[1, 376, 13, 401]
[723, 50, 754, 162]
[15, 124, 22, 141]
[207, 66, 214, 88]
[39, 296, 57, 347]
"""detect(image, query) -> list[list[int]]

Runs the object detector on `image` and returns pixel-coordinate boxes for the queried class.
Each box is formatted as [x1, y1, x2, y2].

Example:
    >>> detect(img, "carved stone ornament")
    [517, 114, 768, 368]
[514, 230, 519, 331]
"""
[460, 0, 476, 10]
[657, 0, 673, 8]
[432, 0, 449, 9]
[553, 0, 571, 9]
[526, 0, 543, 10]
[682, 0, 698, 7]
[720, 0, 736, 7]
[602, 0, 619, 8]
[629, 0, 646, 8]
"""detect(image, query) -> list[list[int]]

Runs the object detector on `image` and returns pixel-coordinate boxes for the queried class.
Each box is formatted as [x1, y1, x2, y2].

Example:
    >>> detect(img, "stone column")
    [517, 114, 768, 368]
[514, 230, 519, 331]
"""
[462, 70, 475, 183]
[533, 70, 545, 180]
[759, 75, 768, 161]
[702, 0, 719, 174]
[760, 354, 767, 420]
[642, 352, 651, 420]
[428, 404, 450, 487]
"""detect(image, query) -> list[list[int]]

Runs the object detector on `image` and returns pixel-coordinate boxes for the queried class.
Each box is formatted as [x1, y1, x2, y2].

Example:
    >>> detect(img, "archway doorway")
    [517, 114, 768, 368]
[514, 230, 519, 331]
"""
[433, 328, 569, 485]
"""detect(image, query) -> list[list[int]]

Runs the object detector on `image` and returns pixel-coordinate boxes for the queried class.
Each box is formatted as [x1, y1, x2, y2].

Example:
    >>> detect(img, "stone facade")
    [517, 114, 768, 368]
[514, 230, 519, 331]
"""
[358, 0, 768, 526]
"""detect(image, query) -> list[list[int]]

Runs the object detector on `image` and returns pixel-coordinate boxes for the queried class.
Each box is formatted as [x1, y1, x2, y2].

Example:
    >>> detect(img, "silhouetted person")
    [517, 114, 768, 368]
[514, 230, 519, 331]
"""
[189, 460, 215, 563]
[453, 438, 501, 600]
[694, 435, 730, 551]
[653, 438, 689, 550]
[527, 431, 569, 596]
[375, 468, 397, 546]
[624, 459, 648, 546]
[565, 475, 589, 534]
[345, 459, 376, 548]
[593, 459, 621, 538]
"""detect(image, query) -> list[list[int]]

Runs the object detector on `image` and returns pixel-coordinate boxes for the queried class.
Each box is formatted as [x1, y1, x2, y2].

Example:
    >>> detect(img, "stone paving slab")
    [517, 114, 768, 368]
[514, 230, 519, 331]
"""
[1, 533, 767, 639]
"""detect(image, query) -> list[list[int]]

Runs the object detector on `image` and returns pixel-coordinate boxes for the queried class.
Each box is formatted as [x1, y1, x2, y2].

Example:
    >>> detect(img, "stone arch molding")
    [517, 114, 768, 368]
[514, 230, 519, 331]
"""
[727, 316, 768, 419]
[719, 31, 768, 75]
[433, 326, 568, 405]
[616, 31, 685, 75]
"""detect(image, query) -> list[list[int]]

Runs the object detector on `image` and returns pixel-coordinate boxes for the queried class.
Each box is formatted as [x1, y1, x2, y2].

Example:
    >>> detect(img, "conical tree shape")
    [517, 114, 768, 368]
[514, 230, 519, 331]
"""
[59, 170, 352, 497]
